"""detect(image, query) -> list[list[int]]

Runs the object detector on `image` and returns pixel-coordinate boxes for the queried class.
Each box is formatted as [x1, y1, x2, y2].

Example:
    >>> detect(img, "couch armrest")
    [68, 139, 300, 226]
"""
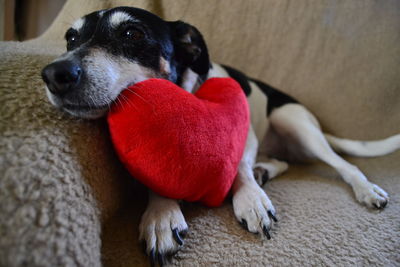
[0, 41, 134, 266]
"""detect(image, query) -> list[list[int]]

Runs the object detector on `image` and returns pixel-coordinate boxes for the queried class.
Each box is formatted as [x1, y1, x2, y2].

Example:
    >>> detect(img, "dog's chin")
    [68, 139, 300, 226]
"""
[45, 87, 109, 119]
[62, 106, 108, 119]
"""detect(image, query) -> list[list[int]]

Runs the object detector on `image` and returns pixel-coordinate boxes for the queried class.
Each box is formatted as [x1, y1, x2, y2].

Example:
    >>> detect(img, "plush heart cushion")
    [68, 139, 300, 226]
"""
[107, 78, 249, 207]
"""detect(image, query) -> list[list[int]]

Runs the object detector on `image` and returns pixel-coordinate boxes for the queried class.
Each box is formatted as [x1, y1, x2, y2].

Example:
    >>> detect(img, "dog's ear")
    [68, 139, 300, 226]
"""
[168, 21, 210, 76]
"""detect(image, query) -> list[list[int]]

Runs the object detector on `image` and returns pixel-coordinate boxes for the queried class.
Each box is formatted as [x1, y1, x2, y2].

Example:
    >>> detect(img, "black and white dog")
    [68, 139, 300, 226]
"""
[42, 6, 400, 265]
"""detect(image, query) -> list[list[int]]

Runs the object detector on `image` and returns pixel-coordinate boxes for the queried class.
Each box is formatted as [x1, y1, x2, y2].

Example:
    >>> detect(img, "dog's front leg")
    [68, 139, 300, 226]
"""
[139, 190, 188, 265]
[232, 126, 278, 239]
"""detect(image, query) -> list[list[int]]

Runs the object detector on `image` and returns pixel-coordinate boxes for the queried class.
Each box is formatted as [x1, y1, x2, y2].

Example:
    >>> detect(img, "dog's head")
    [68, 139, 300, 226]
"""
[41, 7, 210, 119]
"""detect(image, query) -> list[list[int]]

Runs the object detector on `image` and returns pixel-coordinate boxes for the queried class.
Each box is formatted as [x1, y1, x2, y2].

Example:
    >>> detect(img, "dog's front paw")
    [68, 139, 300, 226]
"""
[354, 182, 389, 209]
[232, 183, 277, 239]
[139, 197, 188, 266]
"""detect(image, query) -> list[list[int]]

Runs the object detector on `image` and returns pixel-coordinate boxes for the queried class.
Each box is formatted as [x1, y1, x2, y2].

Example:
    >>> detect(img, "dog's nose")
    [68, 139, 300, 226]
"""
[41, 60, 82, 95]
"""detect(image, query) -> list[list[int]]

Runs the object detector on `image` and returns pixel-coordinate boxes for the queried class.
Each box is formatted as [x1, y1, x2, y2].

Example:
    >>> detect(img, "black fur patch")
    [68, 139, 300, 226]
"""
[221, 65, 252, 96]
[251, 78, 298, 115]
[169, 21, 211, 85]
[220, 65, 298, 116]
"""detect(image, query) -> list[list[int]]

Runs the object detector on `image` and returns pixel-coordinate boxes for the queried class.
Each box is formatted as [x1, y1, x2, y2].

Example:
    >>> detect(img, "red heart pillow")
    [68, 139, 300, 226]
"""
[107, 78, 249, 207]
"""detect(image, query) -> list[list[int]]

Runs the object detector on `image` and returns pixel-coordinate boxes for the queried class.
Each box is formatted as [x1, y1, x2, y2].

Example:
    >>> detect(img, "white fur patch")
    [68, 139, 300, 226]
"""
[181, 68, 200, 93]
[207, 63, 229, 79]
[82, 49, 155, 102]
[248, 81, 269, 142]
[45, 86, 59, 107]
[98, 10, 106, 17]
[159, 57, 171, 77]
[71, 18, 85, 31]
[109, 11, 136, 28]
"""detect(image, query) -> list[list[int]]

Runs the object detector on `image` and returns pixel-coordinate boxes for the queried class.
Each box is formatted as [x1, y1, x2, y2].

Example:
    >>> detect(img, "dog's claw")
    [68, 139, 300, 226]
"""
[268, 210, 278, 222]
[157, 253, 165, 267]
[372, 197, 388, 209]
[141, 241, 147, 254]
[139, 197, 188, 265]
[149, 248, 156, 267]
[262, 170, 270, 185]
[179, 229, 188, 238]
[262, 225, 271, 240]
[240, 219, 248, 230]
[146, 228, 186, 266]
[373, 201, 387, 209]
[172, 228, 183, 246]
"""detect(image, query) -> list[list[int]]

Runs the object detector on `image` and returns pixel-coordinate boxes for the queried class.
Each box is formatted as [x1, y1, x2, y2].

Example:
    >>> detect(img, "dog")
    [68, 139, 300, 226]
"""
[41, 6, 400, 266]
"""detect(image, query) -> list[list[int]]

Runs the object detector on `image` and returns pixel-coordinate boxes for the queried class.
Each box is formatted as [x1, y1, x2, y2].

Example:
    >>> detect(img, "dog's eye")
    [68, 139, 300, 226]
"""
[66, 34, 79, 50]
[65, 30, 79, 48]
[121, 27, 144, 41]
[67, 35, 77, 43]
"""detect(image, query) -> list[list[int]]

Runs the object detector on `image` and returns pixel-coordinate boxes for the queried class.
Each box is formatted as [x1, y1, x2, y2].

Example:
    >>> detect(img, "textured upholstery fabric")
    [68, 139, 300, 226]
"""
[1, 0, 399, 266]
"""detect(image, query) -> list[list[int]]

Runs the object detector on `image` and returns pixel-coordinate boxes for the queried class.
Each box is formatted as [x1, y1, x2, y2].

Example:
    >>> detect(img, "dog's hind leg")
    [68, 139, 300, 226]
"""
[253, 157, 289, 186]
[269, 103, 389, 209]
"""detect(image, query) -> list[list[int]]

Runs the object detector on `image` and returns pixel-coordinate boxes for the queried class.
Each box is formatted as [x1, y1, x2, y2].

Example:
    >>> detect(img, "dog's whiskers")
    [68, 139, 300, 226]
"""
[116, 95, 125, 108]
[119, 93, 138, 111]
[88, 95, 97, 109]
[125, 88, 152, 107]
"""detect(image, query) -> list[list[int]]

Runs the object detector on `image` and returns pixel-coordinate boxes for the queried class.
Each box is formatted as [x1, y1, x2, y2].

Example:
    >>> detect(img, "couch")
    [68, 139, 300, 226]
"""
[1, 0, 399, 266]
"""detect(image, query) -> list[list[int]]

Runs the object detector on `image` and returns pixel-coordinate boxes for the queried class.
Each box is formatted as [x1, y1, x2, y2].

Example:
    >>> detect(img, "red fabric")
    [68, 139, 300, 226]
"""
[107, 78, 249, 207]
